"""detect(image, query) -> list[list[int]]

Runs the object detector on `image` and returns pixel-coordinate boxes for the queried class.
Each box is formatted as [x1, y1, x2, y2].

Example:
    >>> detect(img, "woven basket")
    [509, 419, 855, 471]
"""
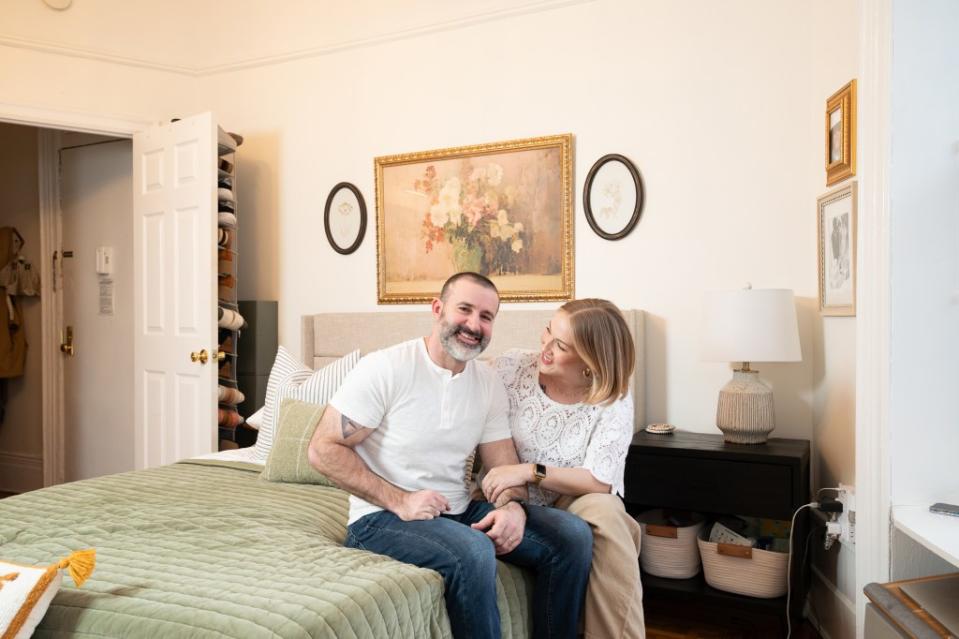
[636, 509, 705, 579]
[697, 530, 788, 598]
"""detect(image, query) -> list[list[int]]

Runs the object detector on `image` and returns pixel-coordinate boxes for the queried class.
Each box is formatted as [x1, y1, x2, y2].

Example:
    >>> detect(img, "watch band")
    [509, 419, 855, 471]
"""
[532, 463, 547, 485]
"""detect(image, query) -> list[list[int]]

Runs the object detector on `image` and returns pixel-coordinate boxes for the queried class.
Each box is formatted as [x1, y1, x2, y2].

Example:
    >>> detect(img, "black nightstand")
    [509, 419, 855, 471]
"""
[624, 430, 811, 637]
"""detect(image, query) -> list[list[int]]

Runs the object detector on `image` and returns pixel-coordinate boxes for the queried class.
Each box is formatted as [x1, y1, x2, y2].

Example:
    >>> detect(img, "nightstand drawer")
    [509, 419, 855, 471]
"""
[625, 456, 795, 519]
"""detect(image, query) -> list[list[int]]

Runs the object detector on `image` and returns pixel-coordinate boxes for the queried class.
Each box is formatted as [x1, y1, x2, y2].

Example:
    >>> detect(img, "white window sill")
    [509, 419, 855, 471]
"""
[892, 505, 959, 568]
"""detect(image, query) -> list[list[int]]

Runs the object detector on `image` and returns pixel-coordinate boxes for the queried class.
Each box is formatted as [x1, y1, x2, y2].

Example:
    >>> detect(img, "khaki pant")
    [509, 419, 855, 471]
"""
[555, 493, 646, 639]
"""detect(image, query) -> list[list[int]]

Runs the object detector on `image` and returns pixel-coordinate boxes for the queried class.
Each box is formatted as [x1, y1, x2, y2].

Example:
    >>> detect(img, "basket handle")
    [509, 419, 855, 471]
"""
[646, 524, 678, 539]
[717, 543, 753, 559]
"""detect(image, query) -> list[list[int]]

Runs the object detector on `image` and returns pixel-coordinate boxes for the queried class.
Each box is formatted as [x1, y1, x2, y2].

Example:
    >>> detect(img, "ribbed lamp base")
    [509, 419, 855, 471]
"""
[716, 370, 775, 444]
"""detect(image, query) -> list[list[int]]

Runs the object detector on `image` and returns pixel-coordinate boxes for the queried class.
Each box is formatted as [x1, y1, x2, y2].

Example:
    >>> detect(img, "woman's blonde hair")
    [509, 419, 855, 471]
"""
[560, 298, 635, 405]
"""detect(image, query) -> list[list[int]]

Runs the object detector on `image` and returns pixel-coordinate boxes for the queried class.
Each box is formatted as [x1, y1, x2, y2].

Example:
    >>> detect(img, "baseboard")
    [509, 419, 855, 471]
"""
[808, 565, 857, 639]
[0, 450, 43, 493]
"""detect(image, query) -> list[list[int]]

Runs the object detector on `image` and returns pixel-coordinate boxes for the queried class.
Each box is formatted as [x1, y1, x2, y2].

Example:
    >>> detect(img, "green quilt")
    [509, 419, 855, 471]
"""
[0, 460, 533, 638]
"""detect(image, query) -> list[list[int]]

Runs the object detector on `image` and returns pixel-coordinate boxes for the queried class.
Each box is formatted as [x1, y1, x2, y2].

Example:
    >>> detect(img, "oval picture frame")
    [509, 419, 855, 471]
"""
[324, 182, 367, 255]
[583, 154, 644, 241]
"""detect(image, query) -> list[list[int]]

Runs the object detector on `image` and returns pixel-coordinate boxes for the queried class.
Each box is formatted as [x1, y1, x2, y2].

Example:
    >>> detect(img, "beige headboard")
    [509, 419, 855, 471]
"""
[301, 310, 646, 431]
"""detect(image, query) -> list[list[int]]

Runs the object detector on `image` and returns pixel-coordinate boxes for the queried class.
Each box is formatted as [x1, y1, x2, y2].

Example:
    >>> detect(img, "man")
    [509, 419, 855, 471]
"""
[308, 272, 592, 639]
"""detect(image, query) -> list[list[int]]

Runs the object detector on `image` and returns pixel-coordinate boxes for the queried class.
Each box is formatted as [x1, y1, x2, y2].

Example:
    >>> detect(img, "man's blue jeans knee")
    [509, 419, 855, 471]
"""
[346, 501, 592, 639]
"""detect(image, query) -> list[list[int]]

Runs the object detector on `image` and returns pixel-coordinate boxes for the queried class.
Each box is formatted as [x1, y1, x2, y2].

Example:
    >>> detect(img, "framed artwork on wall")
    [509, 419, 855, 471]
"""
[374, 134, 574, 304]
[817, 182, 857, 316]
[825, 79, 857, 186]
[583, 153, 644, 240]
[324, 182, 367, 255]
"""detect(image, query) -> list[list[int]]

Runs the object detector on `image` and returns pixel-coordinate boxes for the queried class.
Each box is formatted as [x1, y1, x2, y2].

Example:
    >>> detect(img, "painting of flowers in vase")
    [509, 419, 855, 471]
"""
[375, 134, 573, 303]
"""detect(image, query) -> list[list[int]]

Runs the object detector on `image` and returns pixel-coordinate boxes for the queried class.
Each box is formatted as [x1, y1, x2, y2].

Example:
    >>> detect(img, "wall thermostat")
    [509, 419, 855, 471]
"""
[96, 247, 114, 275]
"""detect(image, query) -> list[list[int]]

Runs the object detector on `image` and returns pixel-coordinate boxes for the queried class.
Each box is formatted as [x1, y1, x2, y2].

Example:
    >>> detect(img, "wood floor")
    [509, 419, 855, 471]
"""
[647, 618, 823, 638]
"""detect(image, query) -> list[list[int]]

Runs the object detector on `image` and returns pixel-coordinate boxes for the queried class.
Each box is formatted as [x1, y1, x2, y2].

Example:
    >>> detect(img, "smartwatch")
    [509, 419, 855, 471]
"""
[532, 463, 547, 485]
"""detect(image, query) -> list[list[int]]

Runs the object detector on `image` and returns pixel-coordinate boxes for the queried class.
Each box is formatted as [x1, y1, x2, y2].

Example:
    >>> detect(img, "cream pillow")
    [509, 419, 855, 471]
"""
[251, 347, 360, 462]
[261, 398, 333, 486]
[0, 550, 95, 639]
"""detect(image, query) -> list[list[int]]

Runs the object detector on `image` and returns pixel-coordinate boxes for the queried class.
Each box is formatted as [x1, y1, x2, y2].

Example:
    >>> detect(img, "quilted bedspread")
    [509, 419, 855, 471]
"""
[0, 460, 533, 638]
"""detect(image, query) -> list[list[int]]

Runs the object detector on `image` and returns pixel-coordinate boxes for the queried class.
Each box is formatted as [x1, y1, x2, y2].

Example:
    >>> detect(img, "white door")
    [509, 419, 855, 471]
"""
[60, 139, 134, 481]
[133, 113, 218, 469]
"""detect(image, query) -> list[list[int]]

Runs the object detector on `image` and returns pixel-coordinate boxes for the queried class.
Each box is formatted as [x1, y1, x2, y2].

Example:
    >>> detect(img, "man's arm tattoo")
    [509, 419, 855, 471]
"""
[341, 414, 361, 440]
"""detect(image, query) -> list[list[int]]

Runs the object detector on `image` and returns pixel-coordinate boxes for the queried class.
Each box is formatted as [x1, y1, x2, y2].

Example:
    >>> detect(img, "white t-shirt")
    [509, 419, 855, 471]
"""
[493, 349, 634, 506]
[331, 338, 512, 524]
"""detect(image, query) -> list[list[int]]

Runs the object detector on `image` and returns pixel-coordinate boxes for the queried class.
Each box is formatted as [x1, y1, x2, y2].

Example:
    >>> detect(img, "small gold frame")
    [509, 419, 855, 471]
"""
[825, 79, 857, 186]
[374, 134, 574, 304]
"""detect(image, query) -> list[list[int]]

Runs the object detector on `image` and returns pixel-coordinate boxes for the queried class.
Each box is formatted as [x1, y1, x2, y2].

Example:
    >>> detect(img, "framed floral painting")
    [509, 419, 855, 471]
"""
[374, 134, 573, 303]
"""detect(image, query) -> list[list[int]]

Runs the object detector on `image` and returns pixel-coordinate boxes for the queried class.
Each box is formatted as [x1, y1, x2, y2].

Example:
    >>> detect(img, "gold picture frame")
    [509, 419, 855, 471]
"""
[825, 79, 857, 186]
[817, 182, 857, 316]
[374, 134, 574, 304]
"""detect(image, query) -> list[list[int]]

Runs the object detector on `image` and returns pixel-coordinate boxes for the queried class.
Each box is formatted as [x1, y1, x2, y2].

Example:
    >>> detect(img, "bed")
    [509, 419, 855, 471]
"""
[0, 309, 645, 638]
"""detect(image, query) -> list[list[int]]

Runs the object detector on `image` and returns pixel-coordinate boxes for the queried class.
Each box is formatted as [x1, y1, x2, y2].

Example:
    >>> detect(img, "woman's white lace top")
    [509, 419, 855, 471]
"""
[493, 349, 634, 506]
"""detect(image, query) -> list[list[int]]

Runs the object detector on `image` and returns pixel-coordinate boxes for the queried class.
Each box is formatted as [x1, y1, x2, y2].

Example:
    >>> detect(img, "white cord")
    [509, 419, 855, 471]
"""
[786, 502, 818, 639]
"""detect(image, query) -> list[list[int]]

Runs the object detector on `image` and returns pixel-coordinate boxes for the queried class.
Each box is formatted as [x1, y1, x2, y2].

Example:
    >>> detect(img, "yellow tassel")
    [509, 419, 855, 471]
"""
[56, 549, 96, 587]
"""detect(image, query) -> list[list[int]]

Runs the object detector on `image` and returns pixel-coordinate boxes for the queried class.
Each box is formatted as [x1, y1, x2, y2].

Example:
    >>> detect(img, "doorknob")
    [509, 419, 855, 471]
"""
[216, 349, 226, 362]
[190, 349, 209, 364]
[60, 326, 75, 356]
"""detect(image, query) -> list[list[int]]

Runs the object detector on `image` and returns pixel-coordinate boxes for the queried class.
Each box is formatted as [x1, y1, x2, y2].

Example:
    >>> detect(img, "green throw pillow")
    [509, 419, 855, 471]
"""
[261, 397, 334, 486]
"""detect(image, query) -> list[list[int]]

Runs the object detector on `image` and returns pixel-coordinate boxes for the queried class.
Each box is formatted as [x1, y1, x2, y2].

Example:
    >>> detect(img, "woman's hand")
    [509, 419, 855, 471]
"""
[482, 464, 532, 505]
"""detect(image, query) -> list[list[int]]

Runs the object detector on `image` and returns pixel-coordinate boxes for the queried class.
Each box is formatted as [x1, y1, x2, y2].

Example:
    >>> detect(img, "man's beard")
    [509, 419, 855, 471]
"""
[439, 318, 490, 362]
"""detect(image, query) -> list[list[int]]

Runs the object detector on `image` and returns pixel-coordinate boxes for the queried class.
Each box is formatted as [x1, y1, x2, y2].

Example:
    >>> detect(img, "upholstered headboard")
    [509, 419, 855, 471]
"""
[301, 310, 646, 431]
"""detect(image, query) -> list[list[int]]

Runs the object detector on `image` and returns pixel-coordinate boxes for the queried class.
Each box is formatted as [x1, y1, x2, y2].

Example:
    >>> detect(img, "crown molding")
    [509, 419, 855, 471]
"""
[0, 0, 593, 77]
[0, 32, 198, 75]
[196, 0, 594, 75]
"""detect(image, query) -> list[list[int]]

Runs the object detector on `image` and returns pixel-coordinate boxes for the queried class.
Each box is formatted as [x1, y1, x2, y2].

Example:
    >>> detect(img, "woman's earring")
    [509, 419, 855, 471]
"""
[583, 368, 591, 378]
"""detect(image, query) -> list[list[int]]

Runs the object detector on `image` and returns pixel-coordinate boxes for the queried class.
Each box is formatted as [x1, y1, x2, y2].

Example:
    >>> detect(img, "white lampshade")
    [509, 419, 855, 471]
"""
[701, 288, 801, 363]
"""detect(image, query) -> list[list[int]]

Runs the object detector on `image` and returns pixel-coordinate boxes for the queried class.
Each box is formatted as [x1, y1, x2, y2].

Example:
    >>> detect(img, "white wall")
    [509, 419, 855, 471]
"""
[0, 46, 195, 130]
[806, 1, 859, 638]
[202, 0, 821, 436]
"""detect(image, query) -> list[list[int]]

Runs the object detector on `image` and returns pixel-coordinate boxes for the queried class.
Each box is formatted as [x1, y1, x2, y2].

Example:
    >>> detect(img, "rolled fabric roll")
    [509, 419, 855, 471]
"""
[217, 307, 246, 330]
[218, 187, 235, 203]
[217, 128, 237, 154]
[218, 385, 245, 405]
[218, 200, 235, 213]
[217, 408, 244, 429]
[218, 212, 237, 227]
[218, 175, 233, 189]
[218, 228, 229, 247]
[218, 158, 234, 174]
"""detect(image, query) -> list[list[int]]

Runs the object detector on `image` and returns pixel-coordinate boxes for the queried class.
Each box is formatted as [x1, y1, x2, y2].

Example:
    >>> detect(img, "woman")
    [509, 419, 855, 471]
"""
[482, 298, 645, 639]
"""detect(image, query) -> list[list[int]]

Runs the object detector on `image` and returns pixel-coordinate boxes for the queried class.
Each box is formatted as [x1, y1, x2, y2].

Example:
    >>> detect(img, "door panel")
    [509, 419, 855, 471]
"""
[133, 114, 217, 469]
[60, 139, 134, 481]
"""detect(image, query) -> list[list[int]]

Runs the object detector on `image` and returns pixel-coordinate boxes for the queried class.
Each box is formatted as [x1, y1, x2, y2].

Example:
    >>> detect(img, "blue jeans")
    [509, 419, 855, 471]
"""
[346, 500, 593, 639]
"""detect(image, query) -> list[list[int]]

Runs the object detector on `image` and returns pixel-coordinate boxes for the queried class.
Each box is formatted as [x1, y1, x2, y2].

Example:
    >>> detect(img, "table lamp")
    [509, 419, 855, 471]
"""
[701, 286, 801, 444]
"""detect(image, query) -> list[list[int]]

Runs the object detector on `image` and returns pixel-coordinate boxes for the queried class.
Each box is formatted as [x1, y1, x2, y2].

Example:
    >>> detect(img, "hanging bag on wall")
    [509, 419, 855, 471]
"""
[0, 227, 39, 423]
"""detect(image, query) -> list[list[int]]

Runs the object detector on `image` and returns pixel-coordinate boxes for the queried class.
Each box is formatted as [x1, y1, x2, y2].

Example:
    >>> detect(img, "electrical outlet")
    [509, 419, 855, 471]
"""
[837, 484, 855, 545]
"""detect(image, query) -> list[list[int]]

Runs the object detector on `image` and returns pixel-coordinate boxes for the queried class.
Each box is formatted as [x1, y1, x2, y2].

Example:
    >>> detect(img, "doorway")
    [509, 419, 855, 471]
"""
[0, 122, 135, 494]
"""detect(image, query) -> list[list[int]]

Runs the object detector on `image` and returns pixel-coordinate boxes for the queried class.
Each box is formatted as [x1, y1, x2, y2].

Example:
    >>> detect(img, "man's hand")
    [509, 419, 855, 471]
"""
[394, 490, 451, 521]
[482, 463, 532, 505]
[470, 501, 526, 555]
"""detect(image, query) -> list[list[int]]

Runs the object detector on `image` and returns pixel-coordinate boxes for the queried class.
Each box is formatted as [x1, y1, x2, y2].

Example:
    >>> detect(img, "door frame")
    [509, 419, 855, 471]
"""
[0, 101, 148, 487]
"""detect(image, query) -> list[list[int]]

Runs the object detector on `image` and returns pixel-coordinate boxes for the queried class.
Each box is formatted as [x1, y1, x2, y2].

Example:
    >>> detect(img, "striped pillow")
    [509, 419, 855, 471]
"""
[251, 346, 360, 462]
